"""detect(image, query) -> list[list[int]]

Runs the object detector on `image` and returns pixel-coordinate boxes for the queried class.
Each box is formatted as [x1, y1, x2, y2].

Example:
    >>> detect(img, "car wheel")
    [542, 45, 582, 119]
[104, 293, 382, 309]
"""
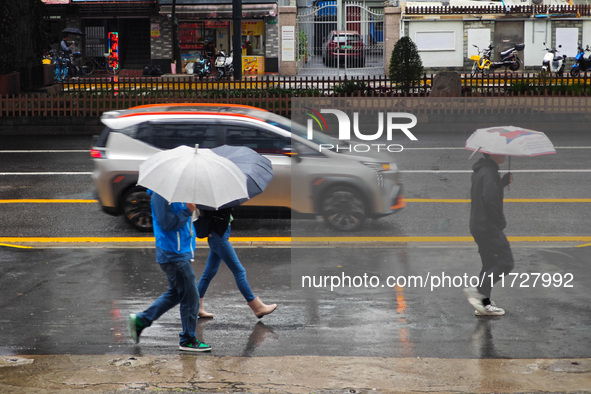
[122, 186, 153, 232]
[320, 186, 367, 231]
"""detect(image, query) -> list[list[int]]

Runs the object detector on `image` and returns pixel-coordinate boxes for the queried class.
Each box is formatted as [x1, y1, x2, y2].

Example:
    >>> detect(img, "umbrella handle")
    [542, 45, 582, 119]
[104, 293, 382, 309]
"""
[507, 156, 511, 191]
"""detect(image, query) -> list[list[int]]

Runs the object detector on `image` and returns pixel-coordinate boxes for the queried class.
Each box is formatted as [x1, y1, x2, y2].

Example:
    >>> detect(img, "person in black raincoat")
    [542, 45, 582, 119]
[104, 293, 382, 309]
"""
[464, 153, 514, 316]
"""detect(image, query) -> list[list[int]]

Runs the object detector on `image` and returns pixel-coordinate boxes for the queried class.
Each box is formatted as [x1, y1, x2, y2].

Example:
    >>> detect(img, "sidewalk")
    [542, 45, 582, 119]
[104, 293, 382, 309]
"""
[1, 355, 590, 393]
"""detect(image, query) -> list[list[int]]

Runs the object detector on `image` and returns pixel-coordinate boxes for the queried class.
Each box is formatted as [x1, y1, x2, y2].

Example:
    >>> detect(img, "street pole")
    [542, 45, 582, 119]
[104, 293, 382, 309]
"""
[232, 0, 242, 80]
[337, 0, 343, 30]
[171, 0, 182, 70]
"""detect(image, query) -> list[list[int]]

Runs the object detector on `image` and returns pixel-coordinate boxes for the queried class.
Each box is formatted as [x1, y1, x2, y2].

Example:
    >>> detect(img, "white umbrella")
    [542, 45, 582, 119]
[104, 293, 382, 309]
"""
[466, 125, 556, 158]
[138, 144, 248, 209]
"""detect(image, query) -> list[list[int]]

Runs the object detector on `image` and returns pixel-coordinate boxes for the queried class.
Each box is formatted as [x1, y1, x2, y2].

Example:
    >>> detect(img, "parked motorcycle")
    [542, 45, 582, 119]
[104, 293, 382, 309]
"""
[487, 43, 524, 72]
[193, 53, 213, 81]
[541, 43, 566, 76]
[214, 50, 234, 81]
[570, 45, 591, 77]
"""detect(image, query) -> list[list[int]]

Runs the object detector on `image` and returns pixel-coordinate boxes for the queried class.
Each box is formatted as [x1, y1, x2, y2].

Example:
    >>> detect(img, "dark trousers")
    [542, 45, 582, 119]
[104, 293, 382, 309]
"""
[473, 230, 515, 298]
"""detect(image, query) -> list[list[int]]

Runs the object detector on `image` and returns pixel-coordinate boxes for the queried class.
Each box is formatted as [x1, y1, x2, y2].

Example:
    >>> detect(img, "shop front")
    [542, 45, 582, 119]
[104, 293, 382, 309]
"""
[159, 0, 278, 74]
[241, 21, 265, 74]
[43, 1, 156, 72]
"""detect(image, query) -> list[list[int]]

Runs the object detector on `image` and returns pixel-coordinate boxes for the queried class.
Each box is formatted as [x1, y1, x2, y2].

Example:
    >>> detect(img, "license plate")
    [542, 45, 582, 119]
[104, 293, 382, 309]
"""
[341, 45, 353, 50]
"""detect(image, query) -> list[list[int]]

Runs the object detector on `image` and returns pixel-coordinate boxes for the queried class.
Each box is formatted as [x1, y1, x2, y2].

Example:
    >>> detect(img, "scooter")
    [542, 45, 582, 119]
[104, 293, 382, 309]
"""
[194, 53, 212, 81]
[214, 50, 234, 81]
[487, 43, 524, 72]
[570, 45, 591, 77]
[541, 43, 566, 76]
[469, 44, 492, 76]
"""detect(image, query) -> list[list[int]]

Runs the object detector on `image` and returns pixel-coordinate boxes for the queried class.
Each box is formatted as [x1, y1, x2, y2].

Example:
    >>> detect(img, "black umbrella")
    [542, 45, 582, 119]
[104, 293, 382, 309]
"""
[62, 27, 83, 35]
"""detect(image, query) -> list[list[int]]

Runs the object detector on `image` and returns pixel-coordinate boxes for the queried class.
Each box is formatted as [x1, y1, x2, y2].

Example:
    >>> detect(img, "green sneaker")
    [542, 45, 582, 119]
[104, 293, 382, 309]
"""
[179, 338, 212, 352]
[129, 313, 145, 344]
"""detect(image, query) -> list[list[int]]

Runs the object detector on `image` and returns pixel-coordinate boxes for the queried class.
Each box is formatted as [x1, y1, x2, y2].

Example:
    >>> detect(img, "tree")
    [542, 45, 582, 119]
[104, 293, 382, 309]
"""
[389, 36, 423, 93]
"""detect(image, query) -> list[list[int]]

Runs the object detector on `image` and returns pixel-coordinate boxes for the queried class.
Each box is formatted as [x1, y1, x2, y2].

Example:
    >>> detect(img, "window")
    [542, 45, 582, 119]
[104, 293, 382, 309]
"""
[137, 122, 221, 150]
[225, 125, 290, 154]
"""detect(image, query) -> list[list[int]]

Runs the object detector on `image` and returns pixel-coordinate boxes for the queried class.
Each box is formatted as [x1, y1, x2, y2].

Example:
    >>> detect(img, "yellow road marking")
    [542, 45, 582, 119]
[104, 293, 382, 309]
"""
[2, 198, 591, 204]
[405, 198, 591, 203]
[0, 237, 289, 243]
[0, 236, 590, 244]
[0, 243, 33, 249]
[291, 236, 591, 243]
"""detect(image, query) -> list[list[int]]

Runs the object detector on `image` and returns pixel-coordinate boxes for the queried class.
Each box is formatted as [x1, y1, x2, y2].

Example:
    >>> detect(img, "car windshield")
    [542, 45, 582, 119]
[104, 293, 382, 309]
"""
[334, 34, 361, 43]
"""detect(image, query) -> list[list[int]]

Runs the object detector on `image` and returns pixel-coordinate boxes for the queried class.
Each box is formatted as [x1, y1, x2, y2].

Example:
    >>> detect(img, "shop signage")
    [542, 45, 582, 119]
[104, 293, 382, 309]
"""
[242, 56, 264, 74]
[204, 21, 229, 28]
[108, 32, 120, 72]
[241, 21, 264, 36]
[150, 23, 160, 38]
[281, 26, 295, 62]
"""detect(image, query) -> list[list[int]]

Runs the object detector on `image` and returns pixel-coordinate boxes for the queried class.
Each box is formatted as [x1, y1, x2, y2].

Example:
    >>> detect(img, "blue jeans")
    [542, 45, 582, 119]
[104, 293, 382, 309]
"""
[198, 226, 255, 302]
[137, 259, 199, 345]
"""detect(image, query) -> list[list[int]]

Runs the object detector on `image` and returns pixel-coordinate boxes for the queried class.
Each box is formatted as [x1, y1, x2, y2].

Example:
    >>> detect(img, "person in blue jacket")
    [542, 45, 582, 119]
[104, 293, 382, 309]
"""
[129, 190, 211, 352]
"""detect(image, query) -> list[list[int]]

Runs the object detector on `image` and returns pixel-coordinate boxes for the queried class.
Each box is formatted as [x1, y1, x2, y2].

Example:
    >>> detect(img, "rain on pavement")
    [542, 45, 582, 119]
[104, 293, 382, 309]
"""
[0, 102, 590, 364]
[0, 242, 589, 359]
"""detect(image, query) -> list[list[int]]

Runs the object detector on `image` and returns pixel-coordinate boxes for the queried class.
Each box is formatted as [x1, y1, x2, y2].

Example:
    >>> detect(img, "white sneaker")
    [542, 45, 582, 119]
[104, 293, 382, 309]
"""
[475, 301, 505, 316]
[463, 287, 486, 315]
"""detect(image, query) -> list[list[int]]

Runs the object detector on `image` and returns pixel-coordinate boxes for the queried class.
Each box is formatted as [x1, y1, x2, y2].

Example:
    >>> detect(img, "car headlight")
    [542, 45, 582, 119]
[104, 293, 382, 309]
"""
[362, 161, 392, 188]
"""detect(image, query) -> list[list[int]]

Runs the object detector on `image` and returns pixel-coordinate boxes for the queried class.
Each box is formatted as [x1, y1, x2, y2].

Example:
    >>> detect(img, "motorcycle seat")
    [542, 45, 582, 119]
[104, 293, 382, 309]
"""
[500, 48, 515, 58]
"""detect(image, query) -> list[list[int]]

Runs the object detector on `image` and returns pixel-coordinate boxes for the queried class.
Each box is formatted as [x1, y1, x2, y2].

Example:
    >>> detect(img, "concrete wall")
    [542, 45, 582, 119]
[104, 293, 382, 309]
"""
[384, 7, 402, 74]
[265, 17, 280, 73]
[279, 6, 297, 76]
[150, 15, 173, 60]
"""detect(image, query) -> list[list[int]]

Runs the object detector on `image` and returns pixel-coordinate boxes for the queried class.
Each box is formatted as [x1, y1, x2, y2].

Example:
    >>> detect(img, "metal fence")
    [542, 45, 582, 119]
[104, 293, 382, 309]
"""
[405, 4, 591, 16]
[2, 73, 591, 118]
[295, 1, 384, 77]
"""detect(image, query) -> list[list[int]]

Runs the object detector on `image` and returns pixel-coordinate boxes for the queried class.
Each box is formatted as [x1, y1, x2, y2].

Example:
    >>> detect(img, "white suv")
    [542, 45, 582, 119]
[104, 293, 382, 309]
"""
[91, 103, 405, 231]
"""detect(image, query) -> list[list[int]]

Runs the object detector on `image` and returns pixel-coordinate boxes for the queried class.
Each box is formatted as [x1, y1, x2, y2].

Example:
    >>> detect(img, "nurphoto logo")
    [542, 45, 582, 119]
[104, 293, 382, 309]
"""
[304, 108, 418, 153]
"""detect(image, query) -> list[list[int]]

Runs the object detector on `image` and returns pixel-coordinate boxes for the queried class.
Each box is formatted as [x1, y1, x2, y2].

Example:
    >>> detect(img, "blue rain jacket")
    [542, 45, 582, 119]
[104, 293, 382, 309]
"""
[148, 190, 195, 263]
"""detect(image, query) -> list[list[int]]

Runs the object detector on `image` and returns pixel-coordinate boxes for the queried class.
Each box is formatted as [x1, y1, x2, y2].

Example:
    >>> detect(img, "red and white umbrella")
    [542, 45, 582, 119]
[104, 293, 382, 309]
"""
[466, 125, 556, 158]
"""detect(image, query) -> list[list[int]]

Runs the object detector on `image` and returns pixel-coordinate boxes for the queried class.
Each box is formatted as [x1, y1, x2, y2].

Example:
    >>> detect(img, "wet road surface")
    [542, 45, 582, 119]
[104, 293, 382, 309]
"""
[1, 243, 589, 359]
